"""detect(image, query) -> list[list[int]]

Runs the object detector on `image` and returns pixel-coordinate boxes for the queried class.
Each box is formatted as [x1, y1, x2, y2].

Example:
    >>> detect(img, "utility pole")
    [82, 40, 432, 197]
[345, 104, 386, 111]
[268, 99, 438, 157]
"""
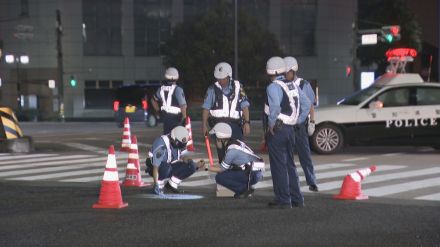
[234, 0, 238, 80]
[56, 9, 64, 121]
[351, 11, 359, 91]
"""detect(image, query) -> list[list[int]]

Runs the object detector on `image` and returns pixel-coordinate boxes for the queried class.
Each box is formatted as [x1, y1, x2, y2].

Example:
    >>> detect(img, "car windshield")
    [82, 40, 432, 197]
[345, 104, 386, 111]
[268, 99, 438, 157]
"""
[338, 86, 381, 105]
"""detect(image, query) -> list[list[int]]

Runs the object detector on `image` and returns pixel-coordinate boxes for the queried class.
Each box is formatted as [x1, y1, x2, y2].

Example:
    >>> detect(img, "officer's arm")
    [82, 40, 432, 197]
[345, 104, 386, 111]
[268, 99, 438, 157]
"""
[304, 83, 316, 121]
[151, 98, 160, 114]
[176, 87, 188, 119]
[266, 84, 282, 128]
[298, 90, 312, 124]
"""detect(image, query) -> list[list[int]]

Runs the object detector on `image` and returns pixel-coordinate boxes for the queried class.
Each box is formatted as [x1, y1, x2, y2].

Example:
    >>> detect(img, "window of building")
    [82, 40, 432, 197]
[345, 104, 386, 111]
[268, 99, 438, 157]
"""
[280, 0, 317, 56]
[83, 0, 122, 56]
[134, 0, 172, 56]
[20, 0, 29, 17]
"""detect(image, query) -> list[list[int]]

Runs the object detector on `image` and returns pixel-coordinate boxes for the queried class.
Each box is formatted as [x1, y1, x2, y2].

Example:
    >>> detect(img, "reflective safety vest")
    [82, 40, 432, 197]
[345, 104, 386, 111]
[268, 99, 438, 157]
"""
[209, 80, 242, 120]
[226, 140, 265, 171]
[160, 135, 181, 163]
[160, 84, 181, 114]
[264, 80, 300, 126]
[293, 77, 305, 89]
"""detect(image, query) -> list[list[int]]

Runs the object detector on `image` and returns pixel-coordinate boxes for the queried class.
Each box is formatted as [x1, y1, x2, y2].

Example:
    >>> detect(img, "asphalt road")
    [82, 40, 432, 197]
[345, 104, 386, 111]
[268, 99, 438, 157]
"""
[0, 122, 439, 246]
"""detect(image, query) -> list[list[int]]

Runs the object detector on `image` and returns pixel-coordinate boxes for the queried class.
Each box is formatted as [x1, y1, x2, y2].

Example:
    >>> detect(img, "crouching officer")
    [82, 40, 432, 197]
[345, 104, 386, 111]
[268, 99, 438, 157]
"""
[202, 62, 251, 162]
[206, 122, 264, 198]
[151, 67, 188, 134]
[145, 126, 204, 194]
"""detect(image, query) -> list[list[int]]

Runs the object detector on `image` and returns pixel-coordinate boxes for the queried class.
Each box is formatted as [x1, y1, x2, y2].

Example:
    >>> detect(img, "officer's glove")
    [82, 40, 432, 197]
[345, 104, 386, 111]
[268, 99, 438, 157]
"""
[153, 184, 163, 195]
[308, 121, 315, 136]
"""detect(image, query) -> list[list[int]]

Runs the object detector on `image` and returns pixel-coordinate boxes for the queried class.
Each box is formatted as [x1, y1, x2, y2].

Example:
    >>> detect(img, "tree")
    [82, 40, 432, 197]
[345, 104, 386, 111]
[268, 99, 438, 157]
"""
[162, 1, 283, 92]
[357, 0, 422, 73]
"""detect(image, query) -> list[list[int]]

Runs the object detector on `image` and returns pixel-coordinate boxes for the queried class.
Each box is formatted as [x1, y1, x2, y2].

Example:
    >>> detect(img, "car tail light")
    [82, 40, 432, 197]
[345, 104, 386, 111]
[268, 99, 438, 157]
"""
[142, 99, 148, 110]
[113, 100, 120, 112]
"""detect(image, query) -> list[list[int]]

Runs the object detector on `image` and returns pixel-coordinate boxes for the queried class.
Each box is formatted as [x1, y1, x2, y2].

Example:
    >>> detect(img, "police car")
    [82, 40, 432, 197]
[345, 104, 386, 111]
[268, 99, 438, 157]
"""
[310, 73, 440, 154]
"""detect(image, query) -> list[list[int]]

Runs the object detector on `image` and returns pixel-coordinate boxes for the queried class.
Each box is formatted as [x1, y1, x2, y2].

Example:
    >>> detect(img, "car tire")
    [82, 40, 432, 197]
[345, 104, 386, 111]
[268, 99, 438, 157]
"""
[147, 114, 157, 127]
[311, 123, 344, 154]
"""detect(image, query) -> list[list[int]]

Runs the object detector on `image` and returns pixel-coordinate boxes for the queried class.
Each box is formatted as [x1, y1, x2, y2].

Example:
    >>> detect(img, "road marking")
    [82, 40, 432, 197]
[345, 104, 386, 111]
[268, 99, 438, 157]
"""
[415, 193, 440, 201]
[381, 152, 403, 157]
[7, 166, 127, 180]
[342, 157, 368, 162]
[63, 143, 108, 154]
[0, 153, 59, 162]
[0, 154, 97, 166]
[362, 177, 440, 197]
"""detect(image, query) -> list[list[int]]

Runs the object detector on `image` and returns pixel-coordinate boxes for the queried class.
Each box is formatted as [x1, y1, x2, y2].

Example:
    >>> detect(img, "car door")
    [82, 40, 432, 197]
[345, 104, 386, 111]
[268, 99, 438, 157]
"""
[411, 86, 440, 146]
[355, 87, 413, 145]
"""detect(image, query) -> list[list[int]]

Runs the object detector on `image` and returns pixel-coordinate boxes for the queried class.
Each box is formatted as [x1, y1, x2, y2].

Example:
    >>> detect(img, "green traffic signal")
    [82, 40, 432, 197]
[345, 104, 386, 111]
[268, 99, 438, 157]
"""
[70, 76, 77, 87]
[385, 34, 393, 43]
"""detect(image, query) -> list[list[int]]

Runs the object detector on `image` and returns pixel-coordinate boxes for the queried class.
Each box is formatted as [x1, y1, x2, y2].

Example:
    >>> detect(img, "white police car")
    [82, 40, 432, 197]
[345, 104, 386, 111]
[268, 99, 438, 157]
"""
[310, 73, 440, 154]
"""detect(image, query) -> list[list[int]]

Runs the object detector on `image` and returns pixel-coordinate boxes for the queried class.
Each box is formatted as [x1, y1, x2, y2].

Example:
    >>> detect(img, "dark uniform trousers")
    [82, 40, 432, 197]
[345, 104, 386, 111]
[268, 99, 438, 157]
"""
[151, 160, 197, 181]
[294, 122, 316, 186]
[216, 170, 263, 194]
[267, 124, 303, 205]
[161, 112, 182, 135]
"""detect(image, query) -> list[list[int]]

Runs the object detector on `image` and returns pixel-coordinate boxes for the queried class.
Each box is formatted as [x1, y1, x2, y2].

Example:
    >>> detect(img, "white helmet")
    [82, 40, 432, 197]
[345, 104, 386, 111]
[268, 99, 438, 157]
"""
[266, 56, 286, 75]
[170, 126, 189, 144]
[214, 62, 232, 80]
[165, 67, 179, 80]
[209, 122, 232, 139]
[284, 56, 298, 72]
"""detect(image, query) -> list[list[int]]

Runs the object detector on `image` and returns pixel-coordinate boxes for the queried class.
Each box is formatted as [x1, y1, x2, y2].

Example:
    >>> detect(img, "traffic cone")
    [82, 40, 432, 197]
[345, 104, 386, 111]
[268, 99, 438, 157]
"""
[334, 165, 377, 200]
[120, 117, 131, 152]
[93, 145, 128, 209]
[258, 142, 268, 153]
[185, 116, 195, 151]
[122, 135, 150, 187]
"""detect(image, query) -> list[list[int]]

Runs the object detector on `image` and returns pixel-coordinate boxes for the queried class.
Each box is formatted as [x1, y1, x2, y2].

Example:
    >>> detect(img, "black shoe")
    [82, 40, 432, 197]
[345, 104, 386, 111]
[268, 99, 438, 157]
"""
[309, 184, 319, 192]
[292, 201, 305, 208]
[234, 188, 255, 199]
[268, 201, 292, 209]
[165, 183, 184, 194]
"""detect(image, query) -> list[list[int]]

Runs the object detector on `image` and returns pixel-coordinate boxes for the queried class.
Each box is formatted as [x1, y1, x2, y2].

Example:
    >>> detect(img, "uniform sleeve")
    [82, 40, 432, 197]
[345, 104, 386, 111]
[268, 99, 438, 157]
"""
[303, 81, 316, 105]
[298, 89, 312, 124]
[201, 86, 215, 110]
[174, 86, 187, 106]
[266, 83, 282, 128]
[220, 149, 235, 170]
[153, 88, 162, 102]
[151, 138, 167, 167]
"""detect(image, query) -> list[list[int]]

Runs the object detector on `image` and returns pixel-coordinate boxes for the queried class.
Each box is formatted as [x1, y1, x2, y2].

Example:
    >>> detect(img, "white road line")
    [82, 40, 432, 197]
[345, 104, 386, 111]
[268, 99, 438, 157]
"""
[342, 157, 368, 162]
[0, 154, 97, 166]
[362, 177, 440, 197]
[63, 143, 108, 154]
[7, 167, 126, 180]
[0, 154, 59, 162]
[415, 193, 440, 201]
[381, 152, 403, 157]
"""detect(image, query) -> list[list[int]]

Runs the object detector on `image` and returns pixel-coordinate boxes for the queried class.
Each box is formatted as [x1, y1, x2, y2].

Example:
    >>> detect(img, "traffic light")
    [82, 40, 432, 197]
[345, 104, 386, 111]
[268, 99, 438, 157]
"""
[70, 75, 77, 87]
[381, 25, 401, 43]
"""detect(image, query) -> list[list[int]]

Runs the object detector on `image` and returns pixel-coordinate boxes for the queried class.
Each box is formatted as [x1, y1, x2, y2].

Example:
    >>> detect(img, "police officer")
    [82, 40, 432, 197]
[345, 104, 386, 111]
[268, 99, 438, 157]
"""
[146, 126, 205, 194]
[202, 62, 251, 162]
[265, 56, 311, 209]
[152, 67, 187, 134]
[206, 122, 264, 198]
[284, 56, 318, 192]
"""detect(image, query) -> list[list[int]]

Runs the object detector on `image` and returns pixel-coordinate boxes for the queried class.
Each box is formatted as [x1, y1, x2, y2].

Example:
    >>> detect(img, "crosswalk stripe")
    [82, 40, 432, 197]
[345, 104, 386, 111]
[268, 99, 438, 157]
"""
[0, 154, 97, 166]
[7, 166, 126, 180]
[415, 193, 440, 201]
[0, 154, 59, 162]
[308, 166, 439, 192]
[362, 177, 440, 196]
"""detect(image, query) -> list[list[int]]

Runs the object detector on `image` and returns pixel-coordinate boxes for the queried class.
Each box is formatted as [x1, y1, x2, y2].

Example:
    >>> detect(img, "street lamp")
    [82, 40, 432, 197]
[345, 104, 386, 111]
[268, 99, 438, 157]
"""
[5, 54, 29, 111]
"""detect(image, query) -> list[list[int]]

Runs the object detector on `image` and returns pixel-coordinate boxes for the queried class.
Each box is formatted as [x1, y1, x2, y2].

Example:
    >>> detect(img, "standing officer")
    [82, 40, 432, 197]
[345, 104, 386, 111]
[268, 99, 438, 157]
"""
[284, 56, 318, 192]
[206, 122, 264, 198]
[202, 62, 251, 162]
[152, 67, 187, 134]
[146, 126, 204, 194]
[265, 56, 311, 209]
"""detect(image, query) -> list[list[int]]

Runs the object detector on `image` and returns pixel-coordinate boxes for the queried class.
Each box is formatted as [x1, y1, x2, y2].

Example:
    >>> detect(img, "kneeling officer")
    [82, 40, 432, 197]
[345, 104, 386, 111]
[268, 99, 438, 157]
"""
[206, 123, 264, 198]
[146, 126, 204, 194]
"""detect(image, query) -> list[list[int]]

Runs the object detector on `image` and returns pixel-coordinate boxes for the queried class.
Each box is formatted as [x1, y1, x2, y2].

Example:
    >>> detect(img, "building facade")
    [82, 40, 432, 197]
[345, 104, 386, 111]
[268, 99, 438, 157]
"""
[0, 0, 356, 120]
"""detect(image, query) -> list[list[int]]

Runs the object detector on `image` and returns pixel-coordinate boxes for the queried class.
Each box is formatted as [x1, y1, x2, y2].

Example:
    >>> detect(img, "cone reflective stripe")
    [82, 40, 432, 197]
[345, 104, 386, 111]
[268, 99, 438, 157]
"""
[334, 165, 377, 200]
[93, 145, 128, 209]
[120, 117, 131, 152]
[185, 116, 195, 151]
[122, 135, 150, 187]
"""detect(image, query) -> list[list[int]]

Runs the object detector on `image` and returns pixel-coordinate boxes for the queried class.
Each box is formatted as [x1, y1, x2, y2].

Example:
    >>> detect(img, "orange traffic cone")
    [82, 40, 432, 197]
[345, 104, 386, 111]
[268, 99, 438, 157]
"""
[93, 145, 128, 209]
[120, 117, 131, 152]
[185, 116, 195, 151]
[122, 135, 150, 187]
[334, 165, 377, 200]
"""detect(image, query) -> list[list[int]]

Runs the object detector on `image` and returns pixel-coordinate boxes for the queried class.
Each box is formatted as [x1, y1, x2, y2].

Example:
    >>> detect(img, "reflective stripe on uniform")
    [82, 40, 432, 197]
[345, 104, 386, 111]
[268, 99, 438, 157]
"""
[160, 135, 181, 163]
[274, 80, 300, 125]
[160, 85, 181, 114]
[210, 80, 241, 119]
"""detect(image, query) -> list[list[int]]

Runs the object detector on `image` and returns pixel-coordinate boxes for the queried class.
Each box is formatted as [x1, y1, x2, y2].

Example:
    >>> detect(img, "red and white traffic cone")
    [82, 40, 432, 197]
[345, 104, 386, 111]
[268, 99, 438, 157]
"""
[122, 135, 150, 187]
[93, 145, 128, 209]
[120, 117, 131, 152]
[334, 165, 377, 200]
[185, 116, 195, 151]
